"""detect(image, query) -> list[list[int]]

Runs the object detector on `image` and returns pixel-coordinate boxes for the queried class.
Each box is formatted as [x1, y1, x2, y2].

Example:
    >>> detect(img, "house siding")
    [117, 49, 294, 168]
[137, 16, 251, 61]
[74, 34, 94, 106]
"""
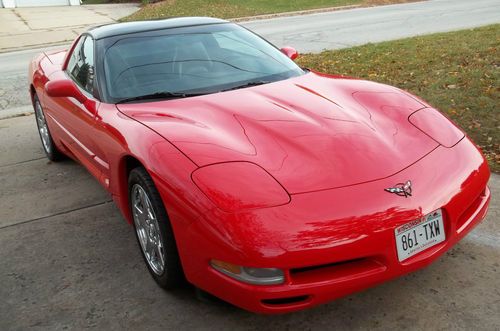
[1, 0, 80, 7]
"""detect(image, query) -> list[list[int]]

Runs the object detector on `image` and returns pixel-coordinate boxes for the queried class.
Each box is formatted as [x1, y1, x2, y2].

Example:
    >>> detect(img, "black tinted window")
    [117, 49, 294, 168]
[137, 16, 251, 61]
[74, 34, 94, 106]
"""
[68, 36, 95, 93]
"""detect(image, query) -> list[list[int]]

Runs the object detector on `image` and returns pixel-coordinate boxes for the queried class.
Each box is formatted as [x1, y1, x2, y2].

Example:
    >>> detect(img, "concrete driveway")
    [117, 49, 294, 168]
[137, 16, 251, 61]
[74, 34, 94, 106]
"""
[0, 4, 139, 53]
[1, 114, 499, 330]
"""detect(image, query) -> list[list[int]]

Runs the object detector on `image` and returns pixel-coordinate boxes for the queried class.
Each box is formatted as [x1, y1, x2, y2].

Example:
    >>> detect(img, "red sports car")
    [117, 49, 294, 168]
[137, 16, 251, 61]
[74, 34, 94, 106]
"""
[29, 17, 490, 313]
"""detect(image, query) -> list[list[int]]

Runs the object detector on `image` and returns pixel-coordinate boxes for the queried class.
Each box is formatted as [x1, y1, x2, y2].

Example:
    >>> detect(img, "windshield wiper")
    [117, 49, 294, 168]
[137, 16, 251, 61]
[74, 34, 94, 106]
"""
[221, 80, 272, 92]
[116, 91, 205, 104]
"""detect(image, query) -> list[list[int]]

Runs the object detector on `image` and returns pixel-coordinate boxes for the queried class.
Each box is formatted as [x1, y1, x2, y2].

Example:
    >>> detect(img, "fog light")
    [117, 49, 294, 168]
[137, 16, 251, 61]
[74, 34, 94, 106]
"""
[210, 259, 285, 285]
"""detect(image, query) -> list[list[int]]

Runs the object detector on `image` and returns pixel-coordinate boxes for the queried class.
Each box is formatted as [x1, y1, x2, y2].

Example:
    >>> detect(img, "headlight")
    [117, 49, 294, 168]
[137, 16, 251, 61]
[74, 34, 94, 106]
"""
[211, 259, 285, 285]
[409, 107, 464, 147]
[191, 161, 290, 212]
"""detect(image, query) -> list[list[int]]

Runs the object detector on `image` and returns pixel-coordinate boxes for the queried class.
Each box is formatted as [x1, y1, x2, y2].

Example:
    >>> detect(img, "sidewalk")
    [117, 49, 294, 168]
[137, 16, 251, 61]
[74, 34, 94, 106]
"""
[0, 4, 139, 53]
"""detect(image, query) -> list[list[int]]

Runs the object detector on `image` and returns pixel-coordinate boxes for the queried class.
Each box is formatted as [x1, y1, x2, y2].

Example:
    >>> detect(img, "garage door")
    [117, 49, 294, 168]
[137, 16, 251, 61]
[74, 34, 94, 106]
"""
[15, 0, 70, 6]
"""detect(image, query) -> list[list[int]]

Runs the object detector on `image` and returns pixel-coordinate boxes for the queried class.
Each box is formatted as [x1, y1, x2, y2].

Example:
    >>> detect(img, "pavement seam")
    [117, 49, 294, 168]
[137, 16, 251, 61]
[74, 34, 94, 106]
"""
[86, 7, 117, 20]
[12, 9, 29, 29]
[0, 156, 46, 169]
[0, 200, 113, 231]
[0, 108, 34, 120]
[0, 41, 70, 56]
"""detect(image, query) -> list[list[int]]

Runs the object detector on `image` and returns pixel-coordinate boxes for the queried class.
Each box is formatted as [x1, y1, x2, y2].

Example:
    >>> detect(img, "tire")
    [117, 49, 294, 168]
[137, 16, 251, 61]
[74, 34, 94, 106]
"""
[128, 167, 184, 289]
[33, 94, 64, 161]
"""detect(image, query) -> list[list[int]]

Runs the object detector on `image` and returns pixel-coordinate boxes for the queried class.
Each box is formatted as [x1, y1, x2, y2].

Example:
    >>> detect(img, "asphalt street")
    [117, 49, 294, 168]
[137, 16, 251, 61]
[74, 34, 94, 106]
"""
[1, 0, 499, 329]
[1, 0, 500, 118]
[244, 0, 500, 53]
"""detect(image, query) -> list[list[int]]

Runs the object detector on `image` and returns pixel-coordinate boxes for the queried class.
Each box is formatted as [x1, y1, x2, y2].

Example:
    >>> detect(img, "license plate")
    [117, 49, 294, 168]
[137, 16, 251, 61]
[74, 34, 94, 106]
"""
[395, 209, 446, 262]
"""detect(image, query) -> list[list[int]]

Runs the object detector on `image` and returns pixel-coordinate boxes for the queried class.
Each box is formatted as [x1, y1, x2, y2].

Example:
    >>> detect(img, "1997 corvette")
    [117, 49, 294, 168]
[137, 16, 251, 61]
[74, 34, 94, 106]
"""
[29, 17, 490, 313]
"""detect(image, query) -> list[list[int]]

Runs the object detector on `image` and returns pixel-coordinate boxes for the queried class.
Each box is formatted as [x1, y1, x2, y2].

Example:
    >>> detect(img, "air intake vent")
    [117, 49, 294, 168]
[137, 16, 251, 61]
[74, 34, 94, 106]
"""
[290, 257, 386, 285]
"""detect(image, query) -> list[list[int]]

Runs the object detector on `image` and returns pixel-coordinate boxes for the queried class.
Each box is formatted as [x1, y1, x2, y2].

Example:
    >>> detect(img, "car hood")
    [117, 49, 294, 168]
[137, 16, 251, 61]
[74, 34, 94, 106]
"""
[117, 72, 438, 194]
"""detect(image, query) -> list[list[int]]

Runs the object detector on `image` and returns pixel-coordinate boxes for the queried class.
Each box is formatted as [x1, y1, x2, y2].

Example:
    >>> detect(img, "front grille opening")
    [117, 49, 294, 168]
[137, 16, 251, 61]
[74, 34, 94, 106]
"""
[262, 295, 310, 306]
[290, 257, 386, 285]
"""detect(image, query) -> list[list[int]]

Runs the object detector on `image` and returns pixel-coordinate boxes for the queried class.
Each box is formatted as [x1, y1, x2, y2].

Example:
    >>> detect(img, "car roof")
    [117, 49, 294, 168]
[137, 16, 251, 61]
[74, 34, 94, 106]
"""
[87, 17, 229, 40]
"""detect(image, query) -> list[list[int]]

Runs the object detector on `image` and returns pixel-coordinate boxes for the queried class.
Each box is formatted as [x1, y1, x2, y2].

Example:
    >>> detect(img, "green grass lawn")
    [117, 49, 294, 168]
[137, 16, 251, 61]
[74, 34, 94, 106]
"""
[121, 0, 412, 22]
[297, 25, 500, 172]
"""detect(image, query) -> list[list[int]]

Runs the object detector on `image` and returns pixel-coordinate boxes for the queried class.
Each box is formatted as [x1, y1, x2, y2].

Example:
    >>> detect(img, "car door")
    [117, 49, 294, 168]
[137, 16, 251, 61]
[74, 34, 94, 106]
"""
[51, 35, 103, 180]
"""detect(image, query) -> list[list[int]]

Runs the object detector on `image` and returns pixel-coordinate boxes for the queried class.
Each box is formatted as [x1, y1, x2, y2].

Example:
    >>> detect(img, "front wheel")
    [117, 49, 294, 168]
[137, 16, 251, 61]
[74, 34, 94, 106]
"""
[33, 94, 64, 161]
[128, 167, 184, 289]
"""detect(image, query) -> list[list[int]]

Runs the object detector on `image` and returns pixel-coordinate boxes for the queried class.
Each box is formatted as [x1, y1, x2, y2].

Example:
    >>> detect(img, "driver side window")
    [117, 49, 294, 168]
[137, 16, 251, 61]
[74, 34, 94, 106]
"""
[67, 36, 95, 94]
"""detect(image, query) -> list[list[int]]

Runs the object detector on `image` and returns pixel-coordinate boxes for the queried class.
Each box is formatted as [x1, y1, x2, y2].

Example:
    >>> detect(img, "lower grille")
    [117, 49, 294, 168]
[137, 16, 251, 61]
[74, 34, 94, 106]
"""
[261, 295, 310, 306]
[457, 188, 487, 233]
[290, 257, 386, 285]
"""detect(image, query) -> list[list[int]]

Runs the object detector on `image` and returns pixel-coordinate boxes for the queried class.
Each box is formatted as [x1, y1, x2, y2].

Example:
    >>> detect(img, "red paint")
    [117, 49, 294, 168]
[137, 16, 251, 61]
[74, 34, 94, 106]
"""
[280, 46, 299, 60]
[192, 161, 291, 212]
[409, 107, 465, 147]
[29, 36, 490, 314]
[117, 77, 440, 194]
[45, 79, 87, 104]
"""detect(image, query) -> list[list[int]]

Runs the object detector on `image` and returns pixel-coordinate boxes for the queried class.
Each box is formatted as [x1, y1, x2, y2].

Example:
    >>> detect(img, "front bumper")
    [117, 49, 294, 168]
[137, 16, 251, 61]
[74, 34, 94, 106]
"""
[176, 138, 491, 313]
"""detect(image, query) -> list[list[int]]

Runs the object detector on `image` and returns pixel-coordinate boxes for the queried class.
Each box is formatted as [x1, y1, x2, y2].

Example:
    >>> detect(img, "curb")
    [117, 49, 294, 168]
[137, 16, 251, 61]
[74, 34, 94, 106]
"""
[229, 1, 425, 22]
[0, 41, 71, 54]
[229, 5, 361, 22]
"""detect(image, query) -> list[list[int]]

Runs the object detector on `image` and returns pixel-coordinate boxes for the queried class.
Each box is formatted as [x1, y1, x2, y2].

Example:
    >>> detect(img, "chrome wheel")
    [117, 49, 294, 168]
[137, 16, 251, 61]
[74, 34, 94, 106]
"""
[131, 184, 166, 275]
[35, 100, 52, 154]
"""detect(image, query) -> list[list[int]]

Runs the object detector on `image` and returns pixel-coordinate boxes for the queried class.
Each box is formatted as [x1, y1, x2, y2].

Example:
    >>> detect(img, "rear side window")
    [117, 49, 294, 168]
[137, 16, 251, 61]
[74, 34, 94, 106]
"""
[67, 36, 95, 94]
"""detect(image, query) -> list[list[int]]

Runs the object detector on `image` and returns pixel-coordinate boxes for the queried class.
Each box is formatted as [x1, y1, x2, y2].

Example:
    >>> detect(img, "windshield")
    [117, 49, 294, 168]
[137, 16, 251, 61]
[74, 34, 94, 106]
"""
[103, 23, 304, 102]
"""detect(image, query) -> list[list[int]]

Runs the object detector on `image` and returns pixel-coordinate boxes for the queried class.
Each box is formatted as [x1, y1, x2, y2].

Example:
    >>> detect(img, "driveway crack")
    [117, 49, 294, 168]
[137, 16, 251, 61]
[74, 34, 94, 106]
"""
[0, 157, 46, 169]
[0, 200, 114, 231]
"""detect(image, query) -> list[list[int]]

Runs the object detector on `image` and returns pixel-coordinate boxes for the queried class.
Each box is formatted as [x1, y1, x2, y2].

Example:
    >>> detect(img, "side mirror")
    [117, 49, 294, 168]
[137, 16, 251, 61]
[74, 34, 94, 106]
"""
[280, 46, 299, 60]
[45, 79, 87, 104]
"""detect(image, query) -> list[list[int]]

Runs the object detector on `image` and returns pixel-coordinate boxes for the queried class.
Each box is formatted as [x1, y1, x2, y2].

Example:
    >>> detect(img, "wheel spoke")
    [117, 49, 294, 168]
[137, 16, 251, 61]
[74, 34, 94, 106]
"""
[133, 203, 145, 220]
[35, 101, 52, 153]
[131, 184, 166, 275]
[146, 203, 155, 221]
[138, 228, 148, 249]
[36, 114, 43, 127]
[145, 236, 155, 258]
[140, 189, 150, 214]
[156, 240, 165, 269]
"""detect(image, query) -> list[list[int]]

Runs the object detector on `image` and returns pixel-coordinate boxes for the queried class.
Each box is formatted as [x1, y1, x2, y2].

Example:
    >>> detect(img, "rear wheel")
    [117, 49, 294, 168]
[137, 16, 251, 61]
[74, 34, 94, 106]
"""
[128, 167, 184, 289]
[33, 94, 63, 161]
